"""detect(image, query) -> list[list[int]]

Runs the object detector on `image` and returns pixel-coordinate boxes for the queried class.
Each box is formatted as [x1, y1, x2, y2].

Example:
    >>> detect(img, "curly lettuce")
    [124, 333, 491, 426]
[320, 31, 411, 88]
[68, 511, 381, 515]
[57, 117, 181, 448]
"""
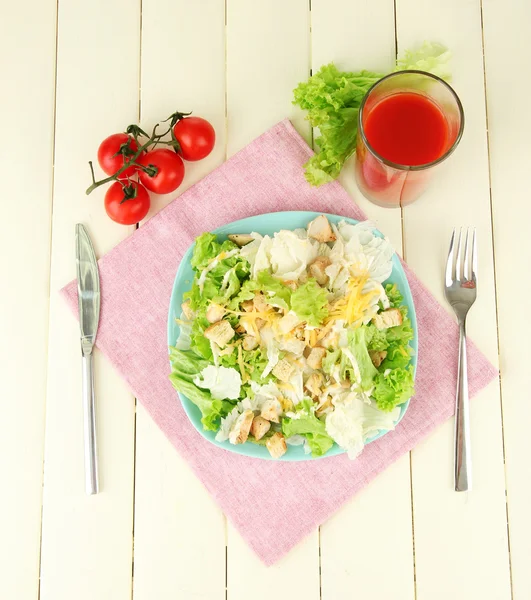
[293, 42, 452, 185]
[282, 401, 334, 457]
[373, 365, 415, 412]
[169, 347, 233, 430]
[291, 279, 329, 326]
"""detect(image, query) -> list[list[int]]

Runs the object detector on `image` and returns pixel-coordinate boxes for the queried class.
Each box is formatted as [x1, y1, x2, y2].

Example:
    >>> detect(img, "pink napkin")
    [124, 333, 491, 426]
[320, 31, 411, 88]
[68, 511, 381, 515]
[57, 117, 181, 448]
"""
[62, 120, 497, 565]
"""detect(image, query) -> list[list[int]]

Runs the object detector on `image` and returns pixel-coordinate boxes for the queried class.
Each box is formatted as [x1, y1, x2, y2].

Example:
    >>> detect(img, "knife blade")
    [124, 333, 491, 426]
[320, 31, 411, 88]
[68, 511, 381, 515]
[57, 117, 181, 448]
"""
[75, 224, 100, 495]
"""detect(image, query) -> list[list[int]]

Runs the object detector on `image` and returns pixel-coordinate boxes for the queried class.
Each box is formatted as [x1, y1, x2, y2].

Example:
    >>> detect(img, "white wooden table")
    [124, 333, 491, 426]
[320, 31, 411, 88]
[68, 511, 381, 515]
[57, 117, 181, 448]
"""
[2, 1, 530, 598]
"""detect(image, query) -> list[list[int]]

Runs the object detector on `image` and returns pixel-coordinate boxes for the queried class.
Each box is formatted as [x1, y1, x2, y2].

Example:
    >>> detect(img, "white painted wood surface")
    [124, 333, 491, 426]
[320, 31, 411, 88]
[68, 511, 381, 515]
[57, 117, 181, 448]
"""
[0, 0, 527, 598]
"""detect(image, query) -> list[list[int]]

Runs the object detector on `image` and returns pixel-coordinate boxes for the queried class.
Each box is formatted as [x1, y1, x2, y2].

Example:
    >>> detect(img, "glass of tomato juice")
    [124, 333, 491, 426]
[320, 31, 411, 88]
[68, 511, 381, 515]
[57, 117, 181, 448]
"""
[354, 70, 464, 207]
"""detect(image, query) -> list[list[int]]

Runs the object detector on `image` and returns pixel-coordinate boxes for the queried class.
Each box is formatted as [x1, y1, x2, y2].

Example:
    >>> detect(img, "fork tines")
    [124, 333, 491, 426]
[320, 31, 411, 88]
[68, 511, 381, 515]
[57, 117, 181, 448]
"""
[446, 227, 477, 285]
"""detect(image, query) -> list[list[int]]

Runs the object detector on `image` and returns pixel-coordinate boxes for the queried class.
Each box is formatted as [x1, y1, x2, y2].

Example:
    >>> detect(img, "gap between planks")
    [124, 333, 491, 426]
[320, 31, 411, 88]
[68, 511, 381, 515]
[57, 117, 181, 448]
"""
[38, 0, 61, 596]
[131, 0, 144, 596]
[478, 0, 514, 596]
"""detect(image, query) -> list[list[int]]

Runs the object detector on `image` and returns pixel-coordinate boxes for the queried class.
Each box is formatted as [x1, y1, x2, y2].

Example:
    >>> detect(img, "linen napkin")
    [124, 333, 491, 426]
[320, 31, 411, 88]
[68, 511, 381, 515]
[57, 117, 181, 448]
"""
[62, 120, 497, 565]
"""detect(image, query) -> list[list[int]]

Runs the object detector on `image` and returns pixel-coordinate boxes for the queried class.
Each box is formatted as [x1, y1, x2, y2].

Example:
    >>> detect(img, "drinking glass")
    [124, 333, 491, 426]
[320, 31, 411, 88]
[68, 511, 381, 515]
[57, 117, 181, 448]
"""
[354, 70, 464, 207]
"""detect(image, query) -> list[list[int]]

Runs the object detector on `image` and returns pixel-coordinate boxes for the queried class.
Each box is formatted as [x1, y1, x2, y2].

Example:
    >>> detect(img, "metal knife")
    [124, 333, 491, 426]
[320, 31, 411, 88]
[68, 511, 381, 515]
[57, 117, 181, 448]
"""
[75, 224, 100, 495]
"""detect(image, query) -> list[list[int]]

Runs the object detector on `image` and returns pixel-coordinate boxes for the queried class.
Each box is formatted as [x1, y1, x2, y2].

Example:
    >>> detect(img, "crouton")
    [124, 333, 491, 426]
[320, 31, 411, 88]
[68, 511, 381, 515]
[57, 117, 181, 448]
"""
[372, 308, 403, 330]
[242, 335, 258, 351]
[266, 432, 287, 459]
[235, 324, 245, 334]
[305, 372, 324, 397]
[229, 410, 254, 444]
[204, 320, 235, 347]
[316, 396, 333, 417]
[307, 215, 336, 243]
[369, 350, 387, 368]
[306, 346, 327, 370]
[272, 358, 294, 383]
[228, 233, 254, 247]
[253, 293, 269, 312]
[308, 256, 332, 286]
[256, 318, 267, 330]
[241, 299, 254, 312]
[279, 337, 306, 355]
[260, 399, 282, 423]
[250, 416, 271, 441]
[284, 280, 298, 291]
[206, 302, 225, 323]
[181, 299, 195, 320]
[278, 312, 301, 334]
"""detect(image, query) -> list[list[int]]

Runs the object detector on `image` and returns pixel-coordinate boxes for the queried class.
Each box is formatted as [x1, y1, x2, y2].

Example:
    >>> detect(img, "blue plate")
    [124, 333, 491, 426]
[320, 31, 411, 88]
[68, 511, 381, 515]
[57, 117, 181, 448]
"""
[168, 211, 417, 460]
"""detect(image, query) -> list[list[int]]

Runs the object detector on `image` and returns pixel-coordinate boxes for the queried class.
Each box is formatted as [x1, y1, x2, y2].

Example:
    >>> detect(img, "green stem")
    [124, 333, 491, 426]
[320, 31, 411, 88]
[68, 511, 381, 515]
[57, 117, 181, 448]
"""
[85, 122, 173, 194]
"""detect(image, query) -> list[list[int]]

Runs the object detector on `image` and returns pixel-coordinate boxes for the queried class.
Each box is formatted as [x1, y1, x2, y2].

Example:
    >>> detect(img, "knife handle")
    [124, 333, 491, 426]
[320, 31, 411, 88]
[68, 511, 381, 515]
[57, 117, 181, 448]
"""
[82, 350, 99, 495]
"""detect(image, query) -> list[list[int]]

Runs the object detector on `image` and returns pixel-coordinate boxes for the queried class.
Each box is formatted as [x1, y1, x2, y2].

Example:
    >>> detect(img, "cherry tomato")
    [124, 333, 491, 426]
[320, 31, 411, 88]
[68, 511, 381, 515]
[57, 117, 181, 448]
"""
[173, 116, 215, 161]
[138, 149, 185, 194]
[104, 181, 150, 225]
[97, 133, 142, 179]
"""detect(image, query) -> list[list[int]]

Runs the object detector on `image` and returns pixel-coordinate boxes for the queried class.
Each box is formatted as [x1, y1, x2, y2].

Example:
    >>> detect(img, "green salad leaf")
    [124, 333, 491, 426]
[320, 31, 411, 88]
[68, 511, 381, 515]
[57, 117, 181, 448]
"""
[384, 283, 403, 309]
[373, 365, 415, 412]
[365, 324, 389, 352]
[293, 42, 452, 185]
[322, 348, 341, 374]
[291, 279, 329, 326]
[395, 42, 451, 81]
[228, 279, 258, 311]
[282, 402, 334, 457]
[255, 270, 292, 310]
[169, 347, 229, 430]
[347, 328, 378, 390]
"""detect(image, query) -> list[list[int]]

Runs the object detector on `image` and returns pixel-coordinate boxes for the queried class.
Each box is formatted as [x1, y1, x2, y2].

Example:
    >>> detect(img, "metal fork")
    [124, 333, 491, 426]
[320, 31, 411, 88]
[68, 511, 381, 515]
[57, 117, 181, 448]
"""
[444, 227, 477, 492]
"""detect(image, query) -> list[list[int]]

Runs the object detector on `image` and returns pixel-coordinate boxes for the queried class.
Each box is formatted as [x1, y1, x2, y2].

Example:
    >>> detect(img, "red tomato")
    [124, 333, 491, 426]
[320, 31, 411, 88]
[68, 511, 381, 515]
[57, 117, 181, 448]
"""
[173, 116, 215, 161]
[138, 149, 185, 194]
[104, 181, 150, 225]
[97, 133, 142, 179]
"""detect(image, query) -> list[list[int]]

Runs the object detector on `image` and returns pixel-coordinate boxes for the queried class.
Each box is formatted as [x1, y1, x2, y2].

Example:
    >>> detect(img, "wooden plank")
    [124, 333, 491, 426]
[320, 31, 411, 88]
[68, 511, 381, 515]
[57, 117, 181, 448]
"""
[133, 405, 226, 600]
[224, 2, 321, 598]
[311, 0, 403, 251]
[39, 1, 140, 599]
[132, 1, 227, 599]
[138, 0, 227, 219]
[226, 0, 311, 156]
[396, 1, 512, 598]
[482, 0, 531, 596]
[311, 2, 414, 599]
[0, 2, 57, 599]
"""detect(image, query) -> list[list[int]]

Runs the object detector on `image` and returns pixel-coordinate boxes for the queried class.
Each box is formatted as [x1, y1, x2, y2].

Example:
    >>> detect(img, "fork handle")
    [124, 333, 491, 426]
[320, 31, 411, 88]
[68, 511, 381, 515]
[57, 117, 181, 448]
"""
[454, 319, 471, 491]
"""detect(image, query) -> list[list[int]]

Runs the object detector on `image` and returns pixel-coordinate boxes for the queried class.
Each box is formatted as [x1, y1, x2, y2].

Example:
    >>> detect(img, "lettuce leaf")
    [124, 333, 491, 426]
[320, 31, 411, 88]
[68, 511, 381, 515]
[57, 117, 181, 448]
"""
[385, 313, 414, 345]
[293, 43, 451, 185]
[347, 328, 378, 390]
[291, 279, 329, 326]
[282, 408, 334, 457]
[255, 270, 292, 310]
[380, 342, 414, 370]
[384, 283, 403, 309]
[169, 347, 228, 430]
[373, 365, 415, 412]
[395, 42, 452, 81]
[322, 348, 340, 375]
[228, 279, 258, 311]
[365, 324, 389, 352]
[189, 309, 212, 359]
[191, 233, 238, 270]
